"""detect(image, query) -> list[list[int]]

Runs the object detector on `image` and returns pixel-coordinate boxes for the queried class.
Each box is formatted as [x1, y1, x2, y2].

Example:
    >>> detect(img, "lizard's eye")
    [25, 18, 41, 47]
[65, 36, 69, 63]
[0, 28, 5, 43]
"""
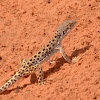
[63, 31, 65, 34]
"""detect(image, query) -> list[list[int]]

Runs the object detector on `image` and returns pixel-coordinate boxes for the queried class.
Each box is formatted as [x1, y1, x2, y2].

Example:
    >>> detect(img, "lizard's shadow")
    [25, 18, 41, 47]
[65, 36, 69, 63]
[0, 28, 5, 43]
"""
[44, 45, 92, 78]
[1, 45, 92, 95]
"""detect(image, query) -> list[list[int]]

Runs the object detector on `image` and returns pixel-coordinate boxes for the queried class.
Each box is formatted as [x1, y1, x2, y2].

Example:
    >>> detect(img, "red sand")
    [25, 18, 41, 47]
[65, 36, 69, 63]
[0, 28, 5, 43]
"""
[0, 0, 100, 100]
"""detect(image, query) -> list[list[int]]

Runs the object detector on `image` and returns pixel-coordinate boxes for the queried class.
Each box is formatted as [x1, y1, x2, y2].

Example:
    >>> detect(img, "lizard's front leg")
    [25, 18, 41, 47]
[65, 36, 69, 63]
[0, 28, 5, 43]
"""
[58, 46, 79, 63]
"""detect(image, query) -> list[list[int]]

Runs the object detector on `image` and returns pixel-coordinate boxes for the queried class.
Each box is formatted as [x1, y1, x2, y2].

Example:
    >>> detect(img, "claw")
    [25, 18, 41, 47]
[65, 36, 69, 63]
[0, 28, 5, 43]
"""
[48, 60, 55, 63]
[72, 56, 80, 63]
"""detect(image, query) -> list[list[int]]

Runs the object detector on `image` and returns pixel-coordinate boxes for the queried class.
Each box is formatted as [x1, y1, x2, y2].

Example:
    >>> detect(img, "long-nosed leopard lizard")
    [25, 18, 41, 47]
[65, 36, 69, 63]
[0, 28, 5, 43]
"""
[0, 20, 78, 93]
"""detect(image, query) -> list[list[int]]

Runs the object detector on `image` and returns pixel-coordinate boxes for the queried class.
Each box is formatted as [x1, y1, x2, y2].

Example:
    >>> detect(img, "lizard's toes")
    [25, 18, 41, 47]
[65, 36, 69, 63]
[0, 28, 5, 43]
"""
[72, 56, 80, 63]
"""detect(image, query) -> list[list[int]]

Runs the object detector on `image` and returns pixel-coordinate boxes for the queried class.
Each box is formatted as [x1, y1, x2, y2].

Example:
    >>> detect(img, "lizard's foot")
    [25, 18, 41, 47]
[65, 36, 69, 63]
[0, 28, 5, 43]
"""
[48, 60, 55, 63]
[39, 74, 60, 85]
[48, 56, 57, 64]
[72, 56, 80, 63]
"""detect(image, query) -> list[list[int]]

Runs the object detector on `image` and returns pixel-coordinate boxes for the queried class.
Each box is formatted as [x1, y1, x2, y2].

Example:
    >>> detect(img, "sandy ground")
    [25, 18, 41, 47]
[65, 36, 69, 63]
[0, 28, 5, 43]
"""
[0, 0, 100, 100]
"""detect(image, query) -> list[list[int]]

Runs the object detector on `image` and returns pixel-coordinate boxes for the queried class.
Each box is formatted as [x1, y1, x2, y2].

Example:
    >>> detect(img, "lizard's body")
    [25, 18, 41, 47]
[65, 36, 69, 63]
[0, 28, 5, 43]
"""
[0, 20, 77, 93]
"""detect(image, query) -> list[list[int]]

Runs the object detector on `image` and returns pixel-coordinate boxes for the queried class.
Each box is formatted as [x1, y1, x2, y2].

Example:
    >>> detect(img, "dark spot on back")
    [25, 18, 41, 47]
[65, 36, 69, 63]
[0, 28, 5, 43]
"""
[5, 84, 8, 86]
[2, 86, 4, 88]
[14, 79, 17, 82]
[39, 78, 42, 81]
[29, 67, 31, 69]
[18, 75, 21, 77]
[29, 64, 33, 67]
[32, 61, 35, 63]
[43, 48, 45, 51]
[23, 66, 26, 68]
[30, 59, 32, 61]
[47, 44, 49, 47]
[39, 75, 41, 77]
[8, 82, 10, 84]
[18, 71, 20, 74]
[38, 52, 41, 54]
[11, 81, 15, 84]
[14, 75, 17, 78]
[34, 55, 37, 58]
[49, 47, 51, 50]
[37, 58, 39, 60]
[49, 41, 51, 43]
[49, 52, 51, 54]
[52, 39, 54, 42]
[27, 62, 29, 65]
[34, 67, 36, 70]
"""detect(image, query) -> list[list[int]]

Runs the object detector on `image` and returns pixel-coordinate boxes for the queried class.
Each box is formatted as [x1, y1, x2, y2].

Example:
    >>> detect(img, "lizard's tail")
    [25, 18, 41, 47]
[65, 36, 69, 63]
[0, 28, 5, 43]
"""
[0, 68, 25, 93]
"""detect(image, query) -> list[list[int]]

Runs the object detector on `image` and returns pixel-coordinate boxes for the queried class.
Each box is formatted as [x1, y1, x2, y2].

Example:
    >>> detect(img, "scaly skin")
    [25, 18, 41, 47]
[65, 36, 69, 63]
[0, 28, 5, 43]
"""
[0, 20, 77, 93]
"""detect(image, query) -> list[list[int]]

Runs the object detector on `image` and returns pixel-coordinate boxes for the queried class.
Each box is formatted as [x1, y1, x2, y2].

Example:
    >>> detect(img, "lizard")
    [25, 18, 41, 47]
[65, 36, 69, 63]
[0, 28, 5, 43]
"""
[0, 20, 78, 93]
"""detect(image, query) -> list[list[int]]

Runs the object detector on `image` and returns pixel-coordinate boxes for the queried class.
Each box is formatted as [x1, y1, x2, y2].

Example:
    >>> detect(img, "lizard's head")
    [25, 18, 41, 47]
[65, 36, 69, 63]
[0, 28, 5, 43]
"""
[56, 20, 77, 39]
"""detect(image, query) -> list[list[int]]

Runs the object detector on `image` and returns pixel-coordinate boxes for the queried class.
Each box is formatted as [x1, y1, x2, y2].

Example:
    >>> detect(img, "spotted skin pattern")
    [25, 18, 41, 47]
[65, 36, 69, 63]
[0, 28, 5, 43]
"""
[0, 20, 78, 93]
